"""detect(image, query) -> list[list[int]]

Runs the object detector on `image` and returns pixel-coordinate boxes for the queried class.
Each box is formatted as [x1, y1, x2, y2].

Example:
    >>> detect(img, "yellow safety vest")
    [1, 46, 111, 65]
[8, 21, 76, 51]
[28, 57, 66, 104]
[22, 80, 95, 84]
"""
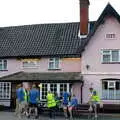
[47, 93, 56, 108]
[91, 95, 100, 102]
[23, 89, 29, 102]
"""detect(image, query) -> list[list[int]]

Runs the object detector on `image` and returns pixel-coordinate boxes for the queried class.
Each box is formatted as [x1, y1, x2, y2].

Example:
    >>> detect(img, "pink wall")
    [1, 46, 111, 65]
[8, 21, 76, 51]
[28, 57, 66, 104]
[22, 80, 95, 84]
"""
[0, 57, 81, 77]
[81, 17, 120, 103]
[82, 17, 120, 73]
[0, 59, 22, 77]
[72, 83, 82, 104]
[20, 58, 81, 73]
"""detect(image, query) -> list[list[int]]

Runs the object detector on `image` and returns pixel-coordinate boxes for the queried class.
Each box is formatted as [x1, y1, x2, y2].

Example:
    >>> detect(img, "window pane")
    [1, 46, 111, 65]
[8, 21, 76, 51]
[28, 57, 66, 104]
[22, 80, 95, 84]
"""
[4, 60, 7, 69]
[112, 50, 119, 62]
[55, 60, 59, 68]
[103, 50, 110, 54]
[0, 60, 7, 70]
[103, 55, 110, 62]
[49, 62, 54, 69]
[0, 64, 2, 70]
[23, 61, 37, 68]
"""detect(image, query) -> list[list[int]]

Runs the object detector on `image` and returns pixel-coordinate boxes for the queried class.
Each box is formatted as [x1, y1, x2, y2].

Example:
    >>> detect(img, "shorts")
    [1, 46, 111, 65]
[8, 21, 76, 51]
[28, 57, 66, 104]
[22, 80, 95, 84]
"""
[63, 104, 68, 109]
[29, 103, 37, 108]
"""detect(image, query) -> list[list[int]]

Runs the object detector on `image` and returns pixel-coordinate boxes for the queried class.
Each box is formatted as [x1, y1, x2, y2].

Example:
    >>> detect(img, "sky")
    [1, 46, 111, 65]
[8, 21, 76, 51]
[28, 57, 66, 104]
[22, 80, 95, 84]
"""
[0, 0, 120, 27]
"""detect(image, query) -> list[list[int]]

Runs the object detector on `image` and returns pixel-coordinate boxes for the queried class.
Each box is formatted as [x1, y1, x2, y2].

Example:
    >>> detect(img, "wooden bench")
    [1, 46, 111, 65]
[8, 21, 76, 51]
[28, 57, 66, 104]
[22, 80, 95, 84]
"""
[72, 104, 92, 119]
[103, 104, 120, 113]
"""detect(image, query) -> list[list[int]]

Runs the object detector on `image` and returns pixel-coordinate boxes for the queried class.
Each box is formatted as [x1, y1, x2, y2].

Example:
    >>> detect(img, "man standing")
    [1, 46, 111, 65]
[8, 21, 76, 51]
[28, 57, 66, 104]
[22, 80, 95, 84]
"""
[62, 91, 70, 119]
[28, 84, 39, 119]
[16, 83, 29, 119]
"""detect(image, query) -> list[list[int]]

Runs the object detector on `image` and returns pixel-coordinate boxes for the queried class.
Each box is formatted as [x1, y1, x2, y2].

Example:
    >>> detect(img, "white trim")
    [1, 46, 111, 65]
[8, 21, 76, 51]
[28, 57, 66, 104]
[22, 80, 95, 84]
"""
[108, 81, 116, 88]
[48, 58, 60, 69]
[40, 87, 42, 100]
[80, 35, 87, 39]
[82, 72, 120, 75]
[47, 84, 50, 91]
[101, 49, 120, 63]
[67, 83, 69, 93]
[57, 83, 60, 97]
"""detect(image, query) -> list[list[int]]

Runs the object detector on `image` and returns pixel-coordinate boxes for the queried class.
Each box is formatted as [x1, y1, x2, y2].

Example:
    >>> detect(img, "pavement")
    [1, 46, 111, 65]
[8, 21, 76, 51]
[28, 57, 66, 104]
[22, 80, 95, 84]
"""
[0, 112, 120, 120]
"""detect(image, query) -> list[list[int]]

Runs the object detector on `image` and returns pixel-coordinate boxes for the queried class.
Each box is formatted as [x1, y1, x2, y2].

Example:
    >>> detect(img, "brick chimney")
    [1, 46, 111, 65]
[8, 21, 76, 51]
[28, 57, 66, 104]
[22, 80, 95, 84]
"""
[80, 0, 90, 36]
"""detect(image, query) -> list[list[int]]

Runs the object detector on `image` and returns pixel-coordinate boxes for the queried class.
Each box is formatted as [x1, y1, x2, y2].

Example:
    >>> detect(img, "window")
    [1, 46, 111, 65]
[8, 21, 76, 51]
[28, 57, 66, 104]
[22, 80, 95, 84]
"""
[102, 80, 120, 100]
[106, 34, 116, 39]
[23, 61, 39, 68]
[102, 50, 120, 63]
[0, 82, 11, 99]
[0, 60, 7, 70]
[40, 83, 69, 100]
[48, 58, 60, 69]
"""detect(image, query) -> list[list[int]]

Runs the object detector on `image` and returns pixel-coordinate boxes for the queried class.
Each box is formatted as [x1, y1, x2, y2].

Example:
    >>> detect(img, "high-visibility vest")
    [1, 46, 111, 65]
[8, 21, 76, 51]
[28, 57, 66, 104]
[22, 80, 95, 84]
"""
[47, 93, 56, 108]
[23, 89, 29, 102]
[91, 95, 100, 102]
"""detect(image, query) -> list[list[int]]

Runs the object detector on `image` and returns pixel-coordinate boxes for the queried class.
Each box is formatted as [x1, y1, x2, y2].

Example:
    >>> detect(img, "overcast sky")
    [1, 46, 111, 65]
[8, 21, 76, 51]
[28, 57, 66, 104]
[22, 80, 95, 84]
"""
[0, 0, 120, 27]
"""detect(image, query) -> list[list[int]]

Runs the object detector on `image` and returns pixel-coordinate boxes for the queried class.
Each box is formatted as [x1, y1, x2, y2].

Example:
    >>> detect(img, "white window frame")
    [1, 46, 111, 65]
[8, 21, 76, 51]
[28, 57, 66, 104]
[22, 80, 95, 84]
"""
[108, 81, 116, 88]
[0, 60, 7, 70]
[0, 82, 11, 99]
[101, 49, 120, 63]
[102, 80, 120, 100]
[23, 61, 39, 68]
[40, 83, 70, 101]
[48, 58, 60, 70]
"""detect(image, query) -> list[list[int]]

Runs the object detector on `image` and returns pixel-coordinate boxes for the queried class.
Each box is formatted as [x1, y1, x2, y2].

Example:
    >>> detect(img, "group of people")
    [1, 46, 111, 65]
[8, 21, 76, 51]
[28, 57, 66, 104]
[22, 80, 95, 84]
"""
[16, 83, 39, 119]
[46, 91, 78, 119]
[15, 83, 100, 119]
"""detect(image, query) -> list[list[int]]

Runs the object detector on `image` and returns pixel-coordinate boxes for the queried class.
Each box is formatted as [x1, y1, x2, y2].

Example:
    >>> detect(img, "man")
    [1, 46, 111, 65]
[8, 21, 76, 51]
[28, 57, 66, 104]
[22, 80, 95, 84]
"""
[16, 83, 29, 119]
[62, 91, 70, 119]
[68, 94, 78, 119]
[90, 90, 100, 118]
[15, 84, 22, 116]
[46, 91, 56, 119]
[28, 84, 39, 118]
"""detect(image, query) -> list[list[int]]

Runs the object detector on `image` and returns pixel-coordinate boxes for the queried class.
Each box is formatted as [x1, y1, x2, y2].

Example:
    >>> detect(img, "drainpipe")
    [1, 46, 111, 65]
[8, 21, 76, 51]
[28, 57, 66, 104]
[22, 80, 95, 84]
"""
[81, 81, 84, 104]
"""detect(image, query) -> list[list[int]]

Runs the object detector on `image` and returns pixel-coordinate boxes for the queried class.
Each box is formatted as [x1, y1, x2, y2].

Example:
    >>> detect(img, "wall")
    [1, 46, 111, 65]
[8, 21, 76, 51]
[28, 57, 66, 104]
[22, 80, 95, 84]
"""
[0, 57, 81, 77]
[81, 17, 120, 103]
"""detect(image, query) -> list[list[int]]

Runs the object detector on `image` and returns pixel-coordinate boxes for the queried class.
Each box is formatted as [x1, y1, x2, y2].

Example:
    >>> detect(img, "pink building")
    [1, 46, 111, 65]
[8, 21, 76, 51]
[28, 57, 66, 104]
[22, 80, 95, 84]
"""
[0, 0, 120, 108]
[81, 3, 120, 104]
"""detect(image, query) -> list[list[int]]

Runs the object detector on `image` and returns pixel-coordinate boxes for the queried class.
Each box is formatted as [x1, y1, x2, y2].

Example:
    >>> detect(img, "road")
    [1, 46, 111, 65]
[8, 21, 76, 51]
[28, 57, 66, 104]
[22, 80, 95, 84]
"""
[0, 111, 120, 120]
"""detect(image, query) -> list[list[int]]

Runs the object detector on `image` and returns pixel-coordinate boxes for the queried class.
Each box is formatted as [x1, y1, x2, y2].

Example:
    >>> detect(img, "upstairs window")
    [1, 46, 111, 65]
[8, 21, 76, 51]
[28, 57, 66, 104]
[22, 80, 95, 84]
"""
[48, 58, 60, 69]
[106, 33, 116, 39]
[102, 50, 120, 63]
[22, 59, 39, 68]
[0, 60, 7, 70]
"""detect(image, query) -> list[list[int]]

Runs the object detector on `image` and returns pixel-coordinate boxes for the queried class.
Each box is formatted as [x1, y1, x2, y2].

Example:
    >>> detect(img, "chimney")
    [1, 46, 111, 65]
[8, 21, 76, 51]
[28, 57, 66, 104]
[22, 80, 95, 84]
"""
[80, 0, 90, 36]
